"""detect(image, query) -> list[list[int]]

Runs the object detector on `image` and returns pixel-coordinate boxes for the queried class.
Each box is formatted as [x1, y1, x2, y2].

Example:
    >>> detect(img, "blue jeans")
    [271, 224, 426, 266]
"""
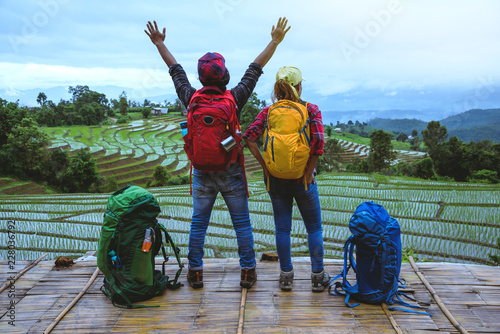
[188, 163, 256, 270]
[267, 175, 324, 273]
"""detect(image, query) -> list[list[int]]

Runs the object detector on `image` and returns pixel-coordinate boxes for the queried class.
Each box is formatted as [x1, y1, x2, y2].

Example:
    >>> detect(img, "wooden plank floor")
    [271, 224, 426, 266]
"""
[1, 258, 499, 333]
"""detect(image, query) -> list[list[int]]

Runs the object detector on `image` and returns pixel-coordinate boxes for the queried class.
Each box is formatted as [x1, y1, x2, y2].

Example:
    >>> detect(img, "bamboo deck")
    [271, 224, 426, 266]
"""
[1, 257, 499, 333]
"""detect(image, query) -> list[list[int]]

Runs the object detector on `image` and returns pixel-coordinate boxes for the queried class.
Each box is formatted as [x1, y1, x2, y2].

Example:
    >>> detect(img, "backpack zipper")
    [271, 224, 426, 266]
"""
[271, 137, 275, 161]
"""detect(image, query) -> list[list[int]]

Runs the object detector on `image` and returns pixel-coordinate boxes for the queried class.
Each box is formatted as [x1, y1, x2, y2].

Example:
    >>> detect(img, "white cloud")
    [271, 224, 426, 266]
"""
[1, 0, 500, 104]
[0, 62, 176, 92]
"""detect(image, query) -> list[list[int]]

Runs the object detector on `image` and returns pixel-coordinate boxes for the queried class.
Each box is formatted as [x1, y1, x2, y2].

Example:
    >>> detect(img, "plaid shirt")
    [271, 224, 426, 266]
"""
[243, 101, 325, 156]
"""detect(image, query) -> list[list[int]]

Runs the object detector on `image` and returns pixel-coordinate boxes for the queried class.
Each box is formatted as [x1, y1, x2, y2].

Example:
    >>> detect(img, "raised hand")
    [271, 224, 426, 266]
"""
[145, 21, 166, 46]
[145, 20, 177, 67]
[253, 17, 291, 67]
[271, 17, 291, 45]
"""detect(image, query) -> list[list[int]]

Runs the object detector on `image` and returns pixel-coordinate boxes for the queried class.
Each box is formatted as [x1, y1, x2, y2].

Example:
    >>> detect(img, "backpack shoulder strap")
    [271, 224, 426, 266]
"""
[158, 224, 184, 289]
[329, 236, 360, 307]
[198, 85, 225, 95]
[188, 87, 237, 118]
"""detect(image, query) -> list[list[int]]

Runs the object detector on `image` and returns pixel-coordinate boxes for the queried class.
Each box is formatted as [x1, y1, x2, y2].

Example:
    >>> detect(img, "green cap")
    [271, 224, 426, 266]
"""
[276, 66, 303, 86]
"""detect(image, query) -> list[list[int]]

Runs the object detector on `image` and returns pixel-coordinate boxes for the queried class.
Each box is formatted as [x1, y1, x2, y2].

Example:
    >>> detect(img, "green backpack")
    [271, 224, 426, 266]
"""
[97, 185, 183, 308]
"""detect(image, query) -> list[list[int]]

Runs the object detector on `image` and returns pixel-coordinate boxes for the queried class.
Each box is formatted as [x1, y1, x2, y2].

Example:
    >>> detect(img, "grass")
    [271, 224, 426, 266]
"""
[1, 173, 499, 264]
[4, 114, 498, 263]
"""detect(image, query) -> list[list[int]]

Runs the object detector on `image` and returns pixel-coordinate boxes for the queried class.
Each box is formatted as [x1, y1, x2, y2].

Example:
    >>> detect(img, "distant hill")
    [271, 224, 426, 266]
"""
[447, 122, 500, 143]
[368, 109, 500, 143]
[440, 109, 500, 130]
[367, 118, 427, 134]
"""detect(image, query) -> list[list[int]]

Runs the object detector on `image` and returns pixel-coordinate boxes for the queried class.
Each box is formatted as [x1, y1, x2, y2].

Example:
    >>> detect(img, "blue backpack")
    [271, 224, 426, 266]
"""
[329, 201, 430, 314]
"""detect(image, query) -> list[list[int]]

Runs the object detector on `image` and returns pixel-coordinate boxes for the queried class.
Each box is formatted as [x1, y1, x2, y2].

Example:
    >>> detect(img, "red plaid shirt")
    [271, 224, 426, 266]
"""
[243, 101, 325, 156]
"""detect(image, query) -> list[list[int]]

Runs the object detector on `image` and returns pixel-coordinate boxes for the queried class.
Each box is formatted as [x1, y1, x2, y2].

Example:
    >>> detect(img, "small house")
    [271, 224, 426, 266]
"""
[152, 108, 169, 115]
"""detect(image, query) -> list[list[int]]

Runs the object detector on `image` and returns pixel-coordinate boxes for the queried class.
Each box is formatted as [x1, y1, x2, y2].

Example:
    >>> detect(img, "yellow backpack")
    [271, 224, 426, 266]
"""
[263, 100, 311, 183]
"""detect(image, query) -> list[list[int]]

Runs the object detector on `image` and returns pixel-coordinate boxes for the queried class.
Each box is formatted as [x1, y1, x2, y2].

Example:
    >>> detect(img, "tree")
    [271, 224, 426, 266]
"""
[168, 98, 184, 113]
[368, 130, 397, 172]
[412, 157, 435, 179]
[411, 129, 418, 138]
[119, 96, 128, 116]
[110, 98, 119, 109]
[37, 92, 47, 107]
[69, 85, 91, 102]
[80, 102, 105, 125]
[142, 108, 151, 119]
[346, 156, 371, 173]
[240, 92, 266, 147]
[409, 136, 422, 151]
[396, 133, 408, 142]
[35, 104, 57, 127]
[63, 149, 99, 192]
[316, 138, 344, 174]
[44, 149, 70, 189]
[325, 125, 333, 137]
[60, 86, 109, 125]
[422, 121, 448, 156]
[0, 98, 15, 147]
[0, 100, 29, 147]
[153, 165, 171, 186]
[4, 118, 49, 179]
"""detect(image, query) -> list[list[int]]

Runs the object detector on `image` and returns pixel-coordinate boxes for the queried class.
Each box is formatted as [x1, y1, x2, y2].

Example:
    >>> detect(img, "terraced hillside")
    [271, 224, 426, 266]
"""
[38, 114, 427, 190]
[336, 139, 426, 164]
[1, 175, 499, 266]
[46, 114, 190, 188]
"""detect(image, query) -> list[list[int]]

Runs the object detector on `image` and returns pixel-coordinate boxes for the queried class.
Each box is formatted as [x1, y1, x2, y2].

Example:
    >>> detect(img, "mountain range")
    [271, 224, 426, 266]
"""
[2, 84, 500, 127]
[368, 109, 500, 143]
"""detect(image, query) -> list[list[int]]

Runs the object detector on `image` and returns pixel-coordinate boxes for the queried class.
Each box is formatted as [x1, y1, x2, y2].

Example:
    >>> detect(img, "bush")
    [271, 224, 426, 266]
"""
[142, 108, 152, 119]
[104, 178, 119, 193]
[396, 162, 414, 177]
[167, 175, 189, 185]
[431, 174, 454, 182]
[381, 167, 397, 176]
[100, 118, 114, 126]
[470, 169, 499, 184]
[153, 165, 171, 186]
[413, 157, 435, 179]
[116, 116, 130, 124]
[346, 157, 371, 173]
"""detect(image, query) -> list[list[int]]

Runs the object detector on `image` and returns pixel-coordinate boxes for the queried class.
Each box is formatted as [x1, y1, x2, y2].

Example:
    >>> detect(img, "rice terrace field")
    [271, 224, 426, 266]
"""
[0, 114, 499, 266]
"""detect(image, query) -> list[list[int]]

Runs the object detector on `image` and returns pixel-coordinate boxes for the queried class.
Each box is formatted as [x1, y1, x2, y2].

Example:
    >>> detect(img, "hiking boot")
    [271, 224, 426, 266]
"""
[279, 269, 294, 291]
[187, 269, 203, 289]
[240, 268, 257, 288]
[311, 270, 330, 292]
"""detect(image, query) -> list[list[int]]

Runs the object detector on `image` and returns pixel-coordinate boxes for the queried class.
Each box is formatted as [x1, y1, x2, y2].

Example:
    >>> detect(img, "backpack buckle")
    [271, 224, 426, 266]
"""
[108, 250, 122, 268]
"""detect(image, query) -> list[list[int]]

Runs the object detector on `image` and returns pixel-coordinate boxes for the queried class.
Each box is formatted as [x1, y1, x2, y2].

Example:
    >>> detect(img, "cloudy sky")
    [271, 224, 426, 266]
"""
[1, 0, 500, 112]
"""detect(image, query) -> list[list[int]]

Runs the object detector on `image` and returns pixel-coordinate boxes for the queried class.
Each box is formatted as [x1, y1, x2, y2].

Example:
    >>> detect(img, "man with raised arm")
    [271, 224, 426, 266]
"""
[146, 18, 290, 289]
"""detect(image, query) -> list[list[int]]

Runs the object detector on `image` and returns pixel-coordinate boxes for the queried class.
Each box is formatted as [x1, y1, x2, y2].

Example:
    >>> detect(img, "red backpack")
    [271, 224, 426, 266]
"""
[183, 86, 243, 173]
